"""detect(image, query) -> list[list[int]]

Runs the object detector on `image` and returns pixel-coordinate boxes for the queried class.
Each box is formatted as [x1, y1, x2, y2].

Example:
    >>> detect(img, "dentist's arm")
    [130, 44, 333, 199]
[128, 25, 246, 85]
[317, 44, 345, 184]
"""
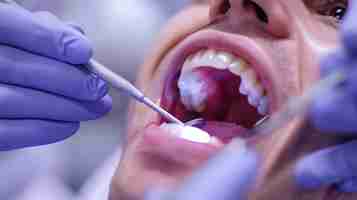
[0, 3, 112, 150]
[295, 1, 357, 192]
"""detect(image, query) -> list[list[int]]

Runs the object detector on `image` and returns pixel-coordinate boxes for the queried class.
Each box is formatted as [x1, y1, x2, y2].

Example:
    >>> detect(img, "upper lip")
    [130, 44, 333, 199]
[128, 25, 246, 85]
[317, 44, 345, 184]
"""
[162, 29, 277, 117]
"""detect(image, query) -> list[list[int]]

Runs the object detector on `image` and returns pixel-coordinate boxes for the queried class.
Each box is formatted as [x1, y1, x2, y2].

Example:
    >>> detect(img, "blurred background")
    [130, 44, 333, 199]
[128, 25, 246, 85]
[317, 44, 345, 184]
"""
[0, 0, 190, 199]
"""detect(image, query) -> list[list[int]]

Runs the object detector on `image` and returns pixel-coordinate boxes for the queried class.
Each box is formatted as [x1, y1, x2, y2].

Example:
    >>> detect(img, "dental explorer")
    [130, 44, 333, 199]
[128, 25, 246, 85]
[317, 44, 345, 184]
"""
[3, 0, 184, 126]
[87, 60, 185, 126]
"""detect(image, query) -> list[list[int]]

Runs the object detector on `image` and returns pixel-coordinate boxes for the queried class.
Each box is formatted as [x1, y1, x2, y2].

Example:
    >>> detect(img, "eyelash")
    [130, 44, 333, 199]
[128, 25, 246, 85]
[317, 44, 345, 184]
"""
[214, 0, 348, 25]
[311, 0, 348, 23]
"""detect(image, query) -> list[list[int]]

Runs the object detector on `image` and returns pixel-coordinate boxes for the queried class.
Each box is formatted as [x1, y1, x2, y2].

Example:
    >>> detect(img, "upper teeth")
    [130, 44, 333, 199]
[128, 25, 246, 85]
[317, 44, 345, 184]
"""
[178, 49, 269, 115]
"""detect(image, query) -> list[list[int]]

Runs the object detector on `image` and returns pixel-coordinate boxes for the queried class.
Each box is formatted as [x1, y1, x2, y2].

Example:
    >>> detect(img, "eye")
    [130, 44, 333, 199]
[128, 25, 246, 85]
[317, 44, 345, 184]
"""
[328, 5, 346, 21]
[318, 1, 348, 23]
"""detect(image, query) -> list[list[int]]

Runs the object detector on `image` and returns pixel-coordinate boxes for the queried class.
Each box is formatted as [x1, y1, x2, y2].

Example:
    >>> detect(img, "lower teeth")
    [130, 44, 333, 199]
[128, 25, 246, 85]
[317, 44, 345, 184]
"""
[160, 123, 212, 144]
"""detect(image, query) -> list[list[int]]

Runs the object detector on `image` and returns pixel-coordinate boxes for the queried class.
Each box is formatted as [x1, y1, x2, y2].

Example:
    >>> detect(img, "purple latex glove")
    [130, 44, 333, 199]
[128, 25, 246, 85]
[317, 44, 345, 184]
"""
[0, 3, 112, 150]
[295, 1, 357, 192]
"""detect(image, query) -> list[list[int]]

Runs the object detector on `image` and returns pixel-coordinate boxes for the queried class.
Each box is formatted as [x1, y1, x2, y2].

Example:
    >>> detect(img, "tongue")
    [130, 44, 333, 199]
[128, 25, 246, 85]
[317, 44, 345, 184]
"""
[194, 121, 248, 144]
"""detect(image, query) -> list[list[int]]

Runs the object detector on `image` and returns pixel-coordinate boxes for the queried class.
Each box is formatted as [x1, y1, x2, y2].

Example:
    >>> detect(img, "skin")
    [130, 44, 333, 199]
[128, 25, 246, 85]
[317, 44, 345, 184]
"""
[109, 0, 356, 199]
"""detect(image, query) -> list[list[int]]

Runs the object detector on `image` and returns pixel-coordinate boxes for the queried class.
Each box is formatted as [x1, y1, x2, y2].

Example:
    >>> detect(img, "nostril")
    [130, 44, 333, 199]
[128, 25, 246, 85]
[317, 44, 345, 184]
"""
[243, 0, 269, 24]
[219, 0, 231, 15]
[254, 4, 268, 24]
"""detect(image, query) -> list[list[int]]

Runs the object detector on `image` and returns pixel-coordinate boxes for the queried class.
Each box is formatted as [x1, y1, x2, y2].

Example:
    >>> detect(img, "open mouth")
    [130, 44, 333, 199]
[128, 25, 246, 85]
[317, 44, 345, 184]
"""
[160, 31, 273, 144]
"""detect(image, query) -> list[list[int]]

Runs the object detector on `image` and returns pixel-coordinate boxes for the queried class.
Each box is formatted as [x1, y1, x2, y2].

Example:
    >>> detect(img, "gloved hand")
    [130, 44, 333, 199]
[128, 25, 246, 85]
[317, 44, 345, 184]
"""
[0, 3, 112, 151]
[145, 140, 258, 200]
[295, 1, 357, 192]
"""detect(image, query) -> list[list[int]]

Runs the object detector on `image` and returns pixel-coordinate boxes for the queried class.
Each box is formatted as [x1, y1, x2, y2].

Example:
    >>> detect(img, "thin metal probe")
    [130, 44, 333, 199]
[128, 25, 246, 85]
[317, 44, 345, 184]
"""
[87, 60, 185, 126]
[249, 69, 346, 136]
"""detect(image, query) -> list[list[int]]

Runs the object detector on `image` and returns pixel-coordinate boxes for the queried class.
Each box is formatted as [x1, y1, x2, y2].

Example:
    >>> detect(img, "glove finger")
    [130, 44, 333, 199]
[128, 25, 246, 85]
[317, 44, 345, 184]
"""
[345, 66, 357, 99]
[33, 12, 88, 37]
[309, 89, 357, 133]
[0, 84, 112, 122]
[319, 51, 352, 77]
[66, 22, 86, 35]
[144, 188, 174, 200]
[0, 4, 92, 64]
[295, 141, 357, 190]
[0, 119, 79, 151]
[341, 0, 357, 56]
[34, 12, 86, 35]
[338, 179, 357, 193]
[33, 11, 59, 22]
[0, 45, 108, 101]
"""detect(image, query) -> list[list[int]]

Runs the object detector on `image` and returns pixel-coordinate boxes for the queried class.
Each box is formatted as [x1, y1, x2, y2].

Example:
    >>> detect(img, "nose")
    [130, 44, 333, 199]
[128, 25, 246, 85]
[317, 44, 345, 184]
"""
[210, 0, 291, 38]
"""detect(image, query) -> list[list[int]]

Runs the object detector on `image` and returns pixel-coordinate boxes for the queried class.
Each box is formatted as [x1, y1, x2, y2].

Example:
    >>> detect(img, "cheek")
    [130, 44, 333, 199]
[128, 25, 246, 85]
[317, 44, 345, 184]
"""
[294, 12, 340, 55]
[282, 2, 340, 85]
[293, 17, 340, 89]
[299, 25, 339, 56]
[282, 0, 340, 53]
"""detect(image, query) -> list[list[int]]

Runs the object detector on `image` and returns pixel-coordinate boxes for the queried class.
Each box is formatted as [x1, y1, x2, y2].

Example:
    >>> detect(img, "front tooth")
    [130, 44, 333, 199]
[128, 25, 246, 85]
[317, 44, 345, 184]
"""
[241, 69, 257, 85]
[182, 55, 195, 74]
[246, 82, 265, 107]
[248, 95, 260, 107]
[205, 49, 216, 60]
[208, 51, 230, 70]
[249, 83, 264, 100]
[186, 54, 194, 62]
[258, 96, 269, 115]
[192, 50, 204, 64]
[240, 69, 260, 95]
[239, 80, 249, 95]
[217, 52, 233, 66]
[228, 59, 248, 76]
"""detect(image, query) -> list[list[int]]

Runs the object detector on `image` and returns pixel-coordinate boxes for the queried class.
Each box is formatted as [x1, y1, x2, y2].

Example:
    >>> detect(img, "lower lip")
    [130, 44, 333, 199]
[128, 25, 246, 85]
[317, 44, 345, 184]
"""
[140, 124, 223, 166]
[139, 121, 266, 170]
[140, 125, 340, 200]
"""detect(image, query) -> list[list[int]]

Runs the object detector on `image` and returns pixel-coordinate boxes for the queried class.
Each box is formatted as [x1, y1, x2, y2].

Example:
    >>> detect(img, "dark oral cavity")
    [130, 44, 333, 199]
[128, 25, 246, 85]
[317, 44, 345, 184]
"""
[161, 66, 265, 142]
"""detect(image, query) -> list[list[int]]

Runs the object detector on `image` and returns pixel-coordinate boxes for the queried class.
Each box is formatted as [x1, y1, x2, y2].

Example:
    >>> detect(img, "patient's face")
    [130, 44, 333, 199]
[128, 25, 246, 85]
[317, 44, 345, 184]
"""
[110, 1, 354, 200]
